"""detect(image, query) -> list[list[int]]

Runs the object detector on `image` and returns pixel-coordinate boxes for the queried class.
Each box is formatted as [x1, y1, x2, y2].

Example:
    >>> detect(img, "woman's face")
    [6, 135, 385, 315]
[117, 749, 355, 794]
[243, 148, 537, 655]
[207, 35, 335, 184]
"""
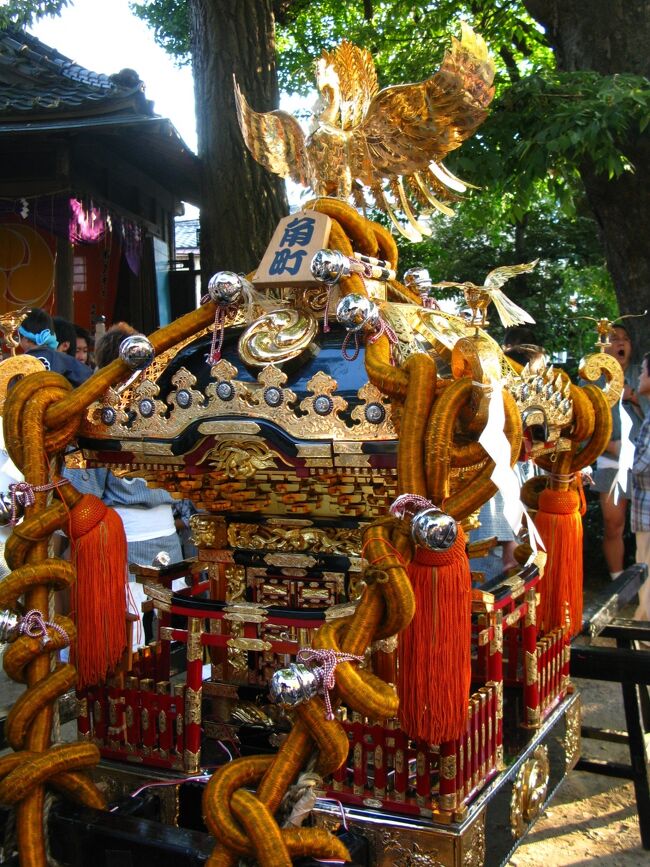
[606, 327, 632, 369]
[638, 357, 650, 397]
[75, 338, 89, 365]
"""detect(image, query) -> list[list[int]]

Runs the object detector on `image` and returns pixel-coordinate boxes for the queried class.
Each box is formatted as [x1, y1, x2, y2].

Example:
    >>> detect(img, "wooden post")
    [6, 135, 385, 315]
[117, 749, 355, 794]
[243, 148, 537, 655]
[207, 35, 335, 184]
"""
[184, 616, 203, 773]
[55, 236, 74, 320]
[439, 738, 457, 811]
[524, 588, 541, 727]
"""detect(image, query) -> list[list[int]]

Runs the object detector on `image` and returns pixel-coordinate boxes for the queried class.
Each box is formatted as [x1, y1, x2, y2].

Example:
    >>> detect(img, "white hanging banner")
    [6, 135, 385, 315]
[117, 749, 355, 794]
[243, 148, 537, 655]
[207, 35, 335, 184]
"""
[478, 381, 545, 555]
[610, 394, 633, 504]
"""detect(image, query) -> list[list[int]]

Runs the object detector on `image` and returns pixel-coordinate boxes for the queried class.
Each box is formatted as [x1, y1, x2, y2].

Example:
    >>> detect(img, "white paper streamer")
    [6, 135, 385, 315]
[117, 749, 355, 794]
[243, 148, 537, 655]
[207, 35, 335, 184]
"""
[610, 394, 634, 504]
[478, 382, 545, 555]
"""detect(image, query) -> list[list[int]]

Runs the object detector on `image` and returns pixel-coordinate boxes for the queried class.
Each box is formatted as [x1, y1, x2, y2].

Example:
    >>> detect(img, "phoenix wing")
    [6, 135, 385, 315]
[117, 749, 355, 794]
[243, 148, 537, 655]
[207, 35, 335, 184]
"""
[483, 260, 539, 291]
[317, 41, 379, 130]
[348, 24, 495, 183]
[488, 290, 536, 327]
[430, 281, 476, 291]
[234, 77, 309, 187]
[483, 261, 539, 327]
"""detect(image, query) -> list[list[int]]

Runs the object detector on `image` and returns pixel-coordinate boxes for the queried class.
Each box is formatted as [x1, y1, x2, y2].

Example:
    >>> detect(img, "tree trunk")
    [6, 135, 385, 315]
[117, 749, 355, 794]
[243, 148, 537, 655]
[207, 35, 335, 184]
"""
[524, 0, 650, 353]
[189, 0, 289, 288]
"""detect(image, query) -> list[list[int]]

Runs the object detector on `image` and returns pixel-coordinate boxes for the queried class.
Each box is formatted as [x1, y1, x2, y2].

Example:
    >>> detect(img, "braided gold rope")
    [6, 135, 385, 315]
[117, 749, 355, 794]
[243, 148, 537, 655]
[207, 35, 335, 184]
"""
[202, 518, 415, 866]
[569, 384, 611, 473]
[444, 388, 521, 521]
[311, 198, 379, 257]
[397, 354, 437, 498]
[365, 335, 409, 397]
[422, 376, 522, 520]
[0, 373, 102, 865]
[201, 211, 418, 866]
[0, 304, 217, 866]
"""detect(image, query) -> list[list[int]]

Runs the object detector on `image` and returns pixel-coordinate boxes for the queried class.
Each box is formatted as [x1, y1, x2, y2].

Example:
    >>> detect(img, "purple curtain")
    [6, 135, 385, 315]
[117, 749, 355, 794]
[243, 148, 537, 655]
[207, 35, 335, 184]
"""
[0, 195, 143, 275]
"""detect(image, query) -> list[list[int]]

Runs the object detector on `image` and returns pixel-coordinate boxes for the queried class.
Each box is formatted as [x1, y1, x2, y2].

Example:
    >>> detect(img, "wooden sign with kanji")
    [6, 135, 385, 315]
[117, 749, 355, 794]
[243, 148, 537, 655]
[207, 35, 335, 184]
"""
[253, 210, 332, 288]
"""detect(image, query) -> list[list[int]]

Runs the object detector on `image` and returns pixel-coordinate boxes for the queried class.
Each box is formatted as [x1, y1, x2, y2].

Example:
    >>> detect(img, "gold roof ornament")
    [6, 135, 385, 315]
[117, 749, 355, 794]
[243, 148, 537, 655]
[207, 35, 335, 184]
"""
[577, 311, 647, 351]
[432, 260, 538, 328]
[234, 23, 495, 241]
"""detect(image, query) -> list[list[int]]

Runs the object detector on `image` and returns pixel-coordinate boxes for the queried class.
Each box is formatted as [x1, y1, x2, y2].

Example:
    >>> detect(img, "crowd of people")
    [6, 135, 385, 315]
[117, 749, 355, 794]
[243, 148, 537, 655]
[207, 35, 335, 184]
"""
[631, 349, 650, 622]
[589, 323, 650, 622]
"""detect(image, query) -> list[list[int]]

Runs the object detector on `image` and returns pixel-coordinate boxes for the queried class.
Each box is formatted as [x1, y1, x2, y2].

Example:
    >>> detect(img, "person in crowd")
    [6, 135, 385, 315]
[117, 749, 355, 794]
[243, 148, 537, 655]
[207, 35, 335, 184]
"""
[632, 351, 650, 623]
[19, 308, 91, 388]
[73, 324, 93, 367]
[504, 343, 547, 372]
[173, 498, 199, 559]
[53, 316, 77, 357]
[95, 322, 136, 368]
[64, 322, 183, 644]
[592, 324, 649, 579]
[502, 325, 539, 352]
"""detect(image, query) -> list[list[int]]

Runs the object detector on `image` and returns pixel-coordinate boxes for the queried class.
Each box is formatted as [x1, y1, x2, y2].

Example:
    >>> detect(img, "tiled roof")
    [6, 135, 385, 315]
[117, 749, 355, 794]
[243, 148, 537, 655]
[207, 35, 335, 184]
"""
[175, 219, 200, 250]
[0, 27, 201, 205]
[0, 27, 152, 118]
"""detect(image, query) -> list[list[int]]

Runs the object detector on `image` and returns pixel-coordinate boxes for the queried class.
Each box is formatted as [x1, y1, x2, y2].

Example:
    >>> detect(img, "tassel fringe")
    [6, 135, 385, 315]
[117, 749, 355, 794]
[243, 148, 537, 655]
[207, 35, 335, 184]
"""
[397, 528, 471, 743]
[69, 494, 127, 688]
[535, 488, 583, 637]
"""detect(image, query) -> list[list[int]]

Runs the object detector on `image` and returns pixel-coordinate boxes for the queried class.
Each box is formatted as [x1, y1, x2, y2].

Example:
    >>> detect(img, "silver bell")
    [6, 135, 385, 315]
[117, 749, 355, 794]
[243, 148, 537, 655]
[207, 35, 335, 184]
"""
[207, 271, 245, 305]
[0, 609, 20, 643]
[0, 492, 14, 527]
[151, 551, 171, 569]
[269, 662, 318, 707]
[119, 335, 155, 371]
[404, 267, 433, 291]
[336, 293, 379, 332]
[310, 249, 349, 284]
[411, 507, 458, 550]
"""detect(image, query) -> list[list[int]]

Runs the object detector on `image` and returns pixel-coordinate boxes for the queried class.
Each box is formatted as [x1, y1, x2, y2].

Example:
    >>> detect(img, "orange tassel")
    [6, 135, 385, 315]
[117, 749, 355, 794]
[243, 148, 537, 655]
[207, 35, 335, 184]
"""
[535, 488, 583, 637]
[397, 527, 471, 743]
[68, 494, 127, 688]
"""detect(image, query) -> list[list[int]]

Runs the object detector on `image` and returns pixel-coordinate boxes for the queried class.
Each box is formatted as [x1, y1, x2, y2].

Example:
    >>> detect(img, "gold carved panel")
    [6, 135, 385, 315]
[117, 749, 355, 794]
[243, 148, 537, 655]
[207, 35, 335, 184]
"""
[564, 695, 581, 771]
[510, 744, 550, 839]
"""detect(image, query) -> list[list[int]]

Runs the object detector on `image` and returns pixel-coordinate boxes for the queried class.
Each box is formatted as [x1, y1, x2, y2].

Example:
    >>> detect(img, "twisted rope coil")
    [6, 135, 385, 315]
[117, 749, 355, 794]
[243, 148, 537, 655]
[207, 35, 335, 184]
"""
[296, 649, 365, 721]
[0, 299, 218, 867]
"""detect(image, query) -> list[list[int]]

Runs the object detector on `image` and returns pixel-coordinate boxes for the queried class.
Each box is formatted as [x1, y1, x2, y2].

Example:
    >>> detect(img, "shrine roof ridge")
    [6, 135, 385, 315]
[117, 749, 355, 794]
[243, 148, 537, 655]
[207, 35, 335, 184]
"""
[0, 26, 152, 118]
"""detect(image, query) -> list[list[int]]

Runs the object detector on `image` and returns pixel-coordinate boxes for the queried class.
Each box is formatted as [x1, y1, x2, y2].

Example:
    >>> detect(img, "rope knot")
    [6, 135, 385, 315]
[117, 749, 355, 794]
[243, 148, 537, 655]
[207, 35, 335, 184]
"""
[203, 303, 228, 364]
[18, 609, 69, 648]
[341, 316, 398, 361]
[389, 493, 434, 519]
[366, 317, 398, 347]
[9, 482, 36, 514]
[297, 648, 364, 720]
[8, 480, 68, 526]
[538, 487, 580, 515]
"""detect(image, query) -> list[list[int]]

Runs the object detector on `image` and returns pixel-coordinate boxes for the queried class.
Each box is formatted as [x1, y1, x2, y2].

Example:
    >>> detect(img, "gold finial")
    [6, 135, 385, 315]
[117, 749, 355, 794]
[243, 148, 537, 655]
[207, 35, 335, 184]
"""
[578, 310, 647, 351]
[234, 24, 495, 241]
[0, 307, 31, 356]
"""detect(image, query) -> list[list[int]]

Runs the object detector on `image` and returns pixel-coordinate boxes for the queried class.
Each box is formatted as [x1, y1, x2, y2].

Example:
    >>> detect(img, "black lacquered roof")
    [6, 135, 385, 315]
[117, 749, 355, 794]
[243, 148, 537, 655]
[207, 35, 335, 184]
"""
[0, 27, 151, 119]
[0, 26, 200, 204]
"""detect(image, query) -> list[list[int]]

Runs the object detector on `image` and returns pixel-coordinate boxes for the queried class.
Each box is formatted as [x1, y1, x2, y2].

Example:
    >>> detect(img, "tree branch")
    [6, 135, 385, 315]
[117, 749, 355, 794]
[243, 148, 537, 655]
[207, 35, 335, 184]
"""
[499, 46, 521, 83]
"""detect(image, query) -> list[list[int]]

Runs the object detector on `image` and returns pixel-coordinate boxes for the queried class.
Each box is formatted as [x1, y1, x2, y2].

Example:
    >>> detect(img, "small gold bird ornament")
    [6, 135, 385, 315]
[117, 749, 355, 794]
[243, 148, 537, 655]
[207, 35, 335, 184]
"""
[432, 260, 539, 328]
